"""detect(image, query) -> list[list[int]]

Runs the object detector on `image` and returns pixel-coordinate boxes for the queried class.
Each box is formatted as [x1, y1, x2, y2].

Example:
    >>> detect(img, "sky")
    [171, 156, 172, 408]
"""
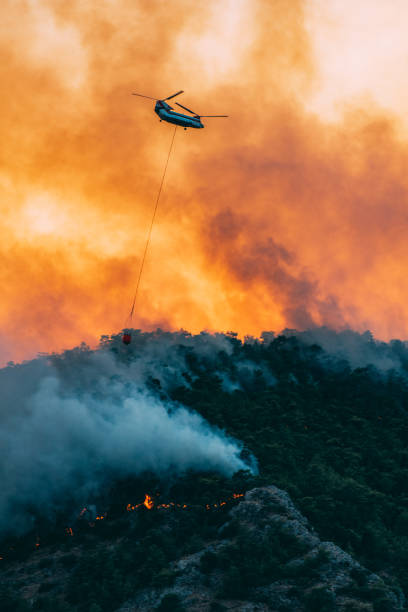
[2, 0, 408, 365]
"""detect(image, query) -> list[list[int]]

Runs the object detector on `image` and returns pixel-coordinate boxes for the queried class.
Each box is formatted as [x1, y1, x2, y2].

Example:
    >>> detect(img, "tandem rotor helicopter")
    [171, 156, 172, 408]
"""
[131, 90, 228, 129]
[121, 89, 227, 346]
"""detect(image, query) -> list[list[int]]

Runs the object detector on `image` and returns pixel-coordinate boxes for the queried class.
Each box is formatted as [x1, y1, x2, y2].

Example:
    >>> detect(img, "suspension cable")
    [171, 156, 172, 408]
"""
[127, 125, 177, 324]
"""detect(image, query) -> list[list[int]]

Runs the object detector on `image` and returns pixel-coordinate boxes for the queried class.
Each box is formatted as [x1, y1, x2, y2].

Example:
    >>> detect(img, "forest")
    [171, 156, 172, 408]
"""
[1, 328, 408, 610]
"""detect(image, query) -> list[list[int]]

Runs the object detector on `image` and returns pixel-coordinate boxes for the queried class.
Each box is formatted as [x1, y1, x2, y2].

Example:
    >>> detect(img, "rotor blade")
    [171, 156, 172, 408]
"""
[164, 90, 184, 101]
[199, 115, 229, 118]
[175, 102, 198, 115]
[131, 93, 158, 100]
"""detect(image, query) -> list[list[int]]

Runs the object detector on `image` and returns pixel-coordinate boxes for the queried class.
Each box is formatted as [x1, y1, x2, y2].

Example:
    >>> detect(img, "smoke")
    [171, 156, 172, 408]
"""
[3, 0, 408, 364]
[0, 335, 255, 538]
[285, 327, 407, 372]
[2, 322, 408, 538]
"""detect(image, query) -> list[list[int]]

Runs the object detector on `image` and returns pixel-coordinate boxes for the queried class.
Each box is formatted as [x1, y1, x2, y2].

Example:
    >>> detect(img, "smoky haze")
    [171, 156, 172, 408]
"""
[3, 1, 408, 364]
[0, 332, 257, 538]
[2, 325, 408, 538]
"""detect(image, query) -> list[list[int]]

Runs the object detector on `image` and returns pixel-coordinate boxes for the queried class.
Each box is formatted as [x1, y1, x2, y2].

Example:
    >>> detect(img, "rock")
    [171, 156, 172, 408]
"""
[117, 485, 405, 611]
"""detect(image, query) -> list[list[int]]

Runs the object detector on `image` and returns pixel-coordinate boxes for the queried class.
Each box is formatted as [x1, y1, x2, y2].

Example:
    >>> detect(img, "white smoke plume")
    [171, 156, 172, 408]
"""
[280, 327, 407, 372]
[0, 336, 255, 537]
[2, 324, 403, 539]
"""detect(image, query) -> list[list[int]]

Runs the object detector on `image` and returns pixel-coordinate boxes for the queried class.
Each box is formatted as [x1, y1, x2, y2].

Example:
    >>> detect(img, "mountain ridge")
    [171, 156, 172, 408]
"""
[2, 327, 408, 609]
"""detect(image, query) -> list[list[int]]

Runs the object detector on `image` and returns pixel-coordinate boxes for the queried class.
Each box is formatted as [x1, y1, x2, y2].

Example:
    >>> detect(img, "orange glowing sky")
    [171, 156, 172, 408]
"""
[2, 0, 408, 364]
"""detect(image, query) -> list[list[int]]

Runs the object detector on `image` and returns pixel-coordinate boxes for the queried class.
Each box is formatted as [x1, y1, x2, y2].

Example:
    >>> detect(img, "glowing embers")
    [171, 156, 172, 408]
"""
[126, 493, 157, 512]
[126, 492, 244, 513]
[79, 507, 106, 524]
[60, 492, 245, 545]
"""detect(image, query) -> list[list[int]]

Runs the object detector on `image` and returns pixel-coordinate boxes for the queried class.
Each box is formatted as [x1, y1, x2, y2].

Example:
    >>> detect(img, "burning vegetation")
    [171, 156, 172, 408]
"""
[1, 486, 404, 612]
[62, 492, 245, 542]
[4, 331, 408, 609]
[126, 492, 243, 514]
[0, 485, 248, 562]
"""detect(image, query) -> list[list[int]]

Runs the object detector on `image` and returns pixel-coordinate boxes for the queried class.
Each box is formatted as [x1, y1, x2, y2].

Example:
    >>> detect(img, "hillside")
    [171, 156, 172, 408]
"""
[2, 328, 408, 610]
[1, 486, 404, 611]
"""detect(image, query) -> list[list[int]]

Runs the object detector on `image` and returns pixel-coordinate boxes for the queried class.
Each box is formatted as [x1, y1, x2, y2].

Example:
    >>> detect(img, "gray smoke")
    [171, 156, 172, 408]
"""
[279, 327, 407, 372]
[3, 324, 404, 539]
[0, 337, 255, 537]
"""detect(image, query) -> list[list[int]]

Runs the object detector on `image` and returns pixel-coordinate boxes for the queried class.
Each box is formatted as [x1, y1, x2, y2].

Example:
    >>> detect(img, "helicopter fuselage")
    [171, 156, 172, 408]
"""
[155, 101, 204, 129]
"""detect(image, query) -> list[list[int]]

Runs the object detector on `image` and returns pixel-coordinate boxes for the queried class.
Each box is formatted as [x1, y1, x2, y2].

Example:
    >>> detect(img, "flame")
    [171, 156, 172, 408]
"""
[143, 494, 154, 510]
[126, 492, 244, 514]
[127, 494, 156, 512]
[1, 491, 245, 562]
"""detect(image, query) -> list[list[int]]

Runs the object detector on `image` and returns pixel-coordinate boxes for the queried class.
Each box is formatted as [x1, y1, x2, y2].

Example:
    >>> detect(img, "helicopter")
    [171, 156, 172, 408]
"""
[131, 90, 228, 129]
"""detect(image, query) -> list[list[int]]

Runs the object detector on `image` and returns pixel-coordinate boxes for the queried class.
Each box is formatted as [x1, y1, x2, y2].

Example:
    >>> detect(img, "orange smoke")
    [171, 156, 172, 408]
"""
[2, 1, 408, 365]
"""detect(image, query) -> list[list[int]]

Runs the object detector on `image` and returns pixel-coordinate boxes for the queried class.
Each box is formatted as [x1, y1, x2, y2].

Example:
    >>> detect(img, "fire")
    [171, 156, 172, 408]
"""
[126, 494, 156, 512]
[61, 491, 245, 548]
[14, 491, 246, 555]
[0, 491, 246, 564]
[126, 492, 245, 514]
[143, 494, 154, 510]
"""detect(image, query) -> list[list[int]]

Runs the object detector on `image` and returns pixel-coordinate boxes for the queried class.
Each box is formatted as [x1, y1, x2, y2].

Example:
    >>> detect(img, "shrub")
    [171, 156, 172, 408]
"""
[304, 587, 336, 612]
[200, 551, 218, 574]
[156, 593, 185, 611]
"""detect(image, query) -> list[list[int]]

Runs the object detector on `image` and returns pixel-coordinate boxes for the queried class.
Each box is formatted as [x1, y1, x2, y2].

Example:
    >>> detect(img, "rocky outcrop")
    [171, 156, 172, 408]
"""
[120, 486, 405, 611]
